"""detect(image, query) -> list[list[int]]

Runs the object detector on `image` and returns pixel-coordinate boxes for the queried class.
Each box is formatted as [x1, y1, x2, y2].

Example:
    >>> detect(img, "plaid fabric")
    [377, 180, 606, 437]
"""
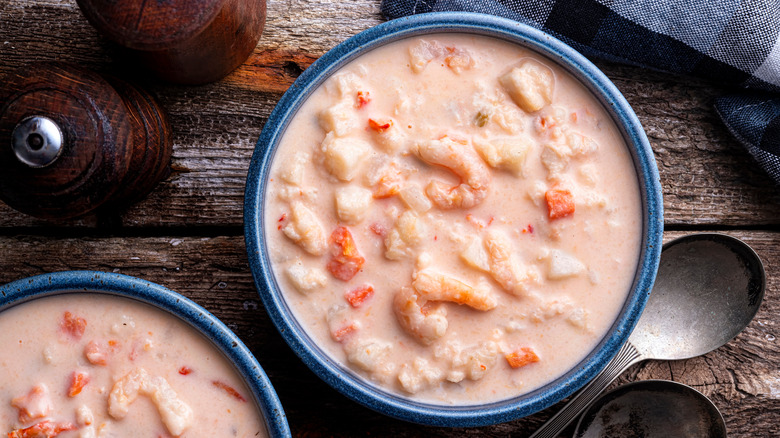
[382, 0, 780, 185]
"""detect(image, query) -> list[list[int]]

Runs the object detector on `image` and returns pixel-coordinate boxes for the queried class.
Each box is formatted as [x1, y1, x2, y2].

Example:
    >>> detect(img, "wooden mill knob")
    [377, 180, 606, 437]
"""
[0, 62, 172, 220]
[76, 0, 267, 85]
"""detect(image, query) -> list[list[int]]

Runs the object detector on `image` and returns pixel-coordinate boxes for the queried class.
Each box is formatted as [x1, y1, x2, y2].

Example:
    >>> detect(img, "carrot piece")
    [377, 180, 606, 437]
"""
[345, 284, 374, 308]
[356, 91, 370, 108]
[326, 227, 365, 281]
[368, 118, 392, 132]
[545, 189, 575, 220]
[178, 366, 193, 375]
[212, 381, 247, 402]
[505, 347, 540, 368]
[67, 372, 89, 397]
[60, 311, 86, 340]
[8, 420, 75, 438]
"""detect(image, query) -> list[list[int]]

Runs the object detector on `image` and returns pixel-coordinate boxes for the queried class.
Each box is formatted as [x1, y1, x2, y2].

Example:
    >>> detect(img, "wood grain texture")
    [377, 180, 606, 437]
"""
[1, 0, 779, 436]
[0, 231, 777, 437]
[1, 0, 779, 227]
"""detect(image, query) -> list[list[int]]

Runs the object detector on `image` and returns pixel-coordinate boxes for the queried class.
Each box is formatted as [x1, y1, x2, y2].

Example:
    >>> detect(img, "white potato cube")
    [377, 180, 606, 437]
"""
[345, 339, 392, 373]
[398, 358, 444, 394]
[500, 59, 554, 112]
[547, 249, 585, 279]
[473, 137, 531, 176]
[327, 71, 363, 98]
[373, 125, 407, 153]
[280, 151, 309, 186]
[566, 132, 598, 155]
[319, 100, 359, 137]
[540, 143, 572, 175]
[385, 210, 426, 260]
[399, 184, 432, 213]
[285, 259, 328, 293]
[460, 236, 490, 272]
[281, 201, 327, 255]
[321, 133, 369, 182]
[335, 186, 372, 224]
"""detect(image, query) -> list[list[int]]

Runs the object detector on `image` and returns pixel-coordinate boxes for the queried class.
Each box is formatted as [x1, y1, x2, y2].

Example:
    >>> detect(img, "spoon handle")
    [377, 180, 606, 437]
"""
[528, 341, 644, 438]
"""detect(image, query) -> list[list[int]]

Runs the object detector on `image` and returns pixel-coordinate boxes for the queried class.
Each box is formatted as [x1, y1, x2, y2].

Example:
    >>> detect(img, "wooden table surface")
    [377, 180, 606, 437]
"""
[1, 1, 779, 436]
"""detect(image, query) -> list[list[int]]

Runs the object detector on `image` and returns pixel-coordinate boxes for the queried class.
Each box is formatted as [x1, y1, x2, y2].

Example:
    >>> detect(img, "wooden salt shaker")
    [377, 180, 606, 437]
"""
[76, 0, 267, 85]
[0, 62, 172, 220]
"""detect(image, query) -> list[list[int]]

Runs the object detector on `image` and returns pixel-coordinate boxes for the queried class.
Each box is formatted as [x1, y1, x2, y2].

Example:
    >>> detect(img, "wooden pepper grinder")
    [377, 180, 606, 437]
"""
[0, 62, 172, 220]
[76, 0, 267, 85]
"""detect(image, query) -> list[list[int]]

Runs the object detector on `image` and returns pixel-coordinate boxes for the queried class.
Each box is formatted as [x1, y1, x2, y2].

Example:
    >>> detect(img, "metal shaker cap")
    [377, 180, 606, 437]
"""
[11, 115, 64, 168]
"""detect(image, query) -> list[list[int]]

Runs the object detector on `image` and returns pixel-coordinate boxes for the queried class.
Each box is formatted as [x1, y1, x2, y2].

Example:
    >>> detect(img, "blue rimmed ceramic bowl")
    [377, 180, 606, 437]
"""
[244, 12, 663, 427]
[0, 271, 291, 437]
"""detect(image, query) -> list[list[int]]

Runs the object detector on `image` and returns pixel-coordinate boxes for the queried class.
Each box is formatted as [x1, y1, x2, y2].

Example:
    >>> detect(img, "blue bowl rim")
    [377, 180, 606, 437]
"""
[0, 270, 291, 438]
[244, 11, 663, 427]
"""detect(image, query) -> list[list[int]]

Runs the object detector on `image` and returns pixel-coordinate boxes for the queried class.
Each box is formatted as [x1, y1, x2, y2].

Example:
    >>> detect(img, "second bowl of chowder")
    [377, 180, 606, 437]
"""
[245, 12, 663, 426]
[0, 272, 290, 437]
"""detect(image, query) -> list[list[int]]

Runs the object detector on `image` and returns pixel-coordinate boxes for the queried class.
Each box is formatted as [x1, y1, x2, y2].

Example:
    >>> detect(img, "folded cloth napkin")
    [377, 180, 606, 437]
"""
[382, 0, 780, 185]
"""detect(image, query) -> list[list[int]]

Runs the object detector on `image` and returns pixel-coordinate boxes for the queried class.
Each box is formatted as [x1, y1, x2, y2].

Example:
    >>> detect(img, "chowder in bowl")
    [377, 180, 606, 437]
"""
[0, 271, 290, 437]
[245, 12, 662, 426]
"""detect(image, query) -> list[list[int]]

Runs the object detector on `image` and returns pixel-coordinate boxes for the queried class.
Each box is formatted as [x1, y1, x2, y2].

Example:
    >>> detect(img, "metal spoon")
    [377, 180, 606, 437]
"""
[530, 233, 765, 438]
[574, 380, 727, 438]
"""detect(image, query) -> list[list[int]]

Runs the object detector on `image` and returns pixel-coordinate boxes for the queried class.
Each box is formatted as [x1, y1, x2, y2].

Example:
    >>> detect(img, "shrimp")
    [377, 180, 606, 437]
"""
[413, 137, 491, 209]
[484, 230, 530, 296]
[395, 270, 498, 345]
[108, 368, 193, 437]
[11, 384, 52, 424]
[393, 286, 448, 345]
[412, 270, 498, 311]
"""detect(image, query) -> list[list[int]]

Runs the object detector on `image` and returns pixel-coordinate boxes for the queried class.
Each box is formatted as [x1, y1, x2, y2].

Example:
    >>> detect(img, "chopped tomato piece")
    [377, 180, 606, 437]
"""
[331, 323, 358, 342]
[326, 227, 365, 281]
[368, 118, 392, 133]
[8, 420, 75, 438]
[67, 372, 89, 397]
[545, 189, 575, 220]
[505, 347, 540, 368]
[345, 284, 374, 308]
[178, 366, 193, 375]
[356, 91, 370, 108]
[60, 311, 86, 340]
[212, 381, 246, 402]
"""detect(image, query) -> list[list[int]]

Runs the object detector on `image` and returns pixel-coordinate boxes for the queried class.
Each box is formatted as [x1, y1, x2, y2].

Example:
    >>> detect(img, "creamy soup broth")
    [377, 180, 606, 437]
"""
[0, 294, 267, 437]
[265, 34, 642, 403]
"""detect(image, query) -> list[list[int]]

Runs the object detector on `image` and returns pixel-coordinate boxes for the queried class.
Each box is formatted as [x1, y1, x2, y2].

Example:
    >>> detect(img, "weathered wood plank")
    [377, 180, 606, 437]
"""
[0, 230, 776, 437]
[1, 1, 779, 229]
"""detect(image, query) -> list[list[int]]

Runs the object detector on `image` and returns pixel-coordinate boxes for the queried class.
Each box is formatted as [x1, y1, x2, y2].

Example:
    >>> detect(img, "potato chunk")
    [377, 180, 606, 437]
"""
[319, 100, 359, 136]
[335, 186, 372, 224]
[500, 60, 554, 112]
[282, 201, 327, 255]
[321, 133, 369, 182]
[398, 358, 444, 394]
[280, 151, 309, 186]
[460, 236, 490, 272]
[473, 137, 531, 176]
[285, 258, 328, 293]
[345, 339, 393, 373]
[385, 210, 426, 260]
[547, 249, 585, 279]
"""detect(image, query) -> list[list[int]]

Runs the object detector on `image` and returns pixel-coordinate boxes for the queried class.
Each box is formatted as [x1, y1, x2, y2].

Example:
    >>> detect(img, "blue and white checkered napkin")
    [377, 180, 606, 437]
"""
[381, 0, 780, 185]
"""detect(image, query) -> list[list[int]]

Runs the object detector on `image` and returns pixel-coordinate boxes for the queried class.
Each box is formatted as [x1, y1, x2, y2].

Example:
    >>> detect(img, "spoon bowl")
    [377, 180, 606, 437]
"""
[530, 233, 765, 438]
[631, 233, 765, 360]
[574, 380, 727, 438]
